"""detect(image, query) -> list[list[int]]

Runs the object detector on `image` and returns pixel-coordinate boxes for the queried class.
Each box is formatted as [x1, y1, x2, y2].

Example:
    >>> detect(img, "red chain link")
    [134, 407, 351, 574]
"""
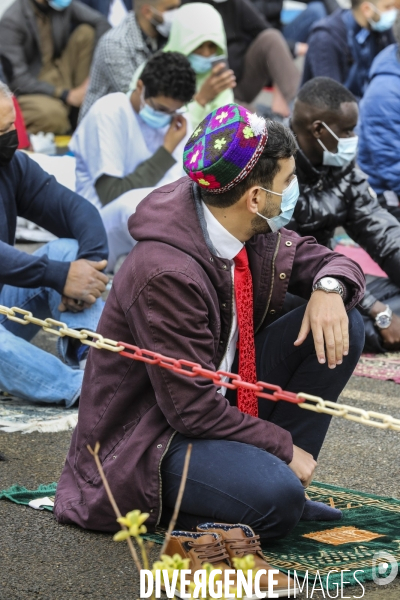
[118, 342, 304, 405]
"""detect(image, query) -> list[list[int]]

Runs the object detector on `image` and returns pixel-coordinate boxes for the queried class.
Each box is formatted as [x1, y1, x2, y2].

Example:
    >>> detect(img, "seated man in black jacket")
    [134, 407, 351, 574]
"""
[289, 76, 400, 353]
[0, 0, 110, 134]
[0, 82, 109, 406]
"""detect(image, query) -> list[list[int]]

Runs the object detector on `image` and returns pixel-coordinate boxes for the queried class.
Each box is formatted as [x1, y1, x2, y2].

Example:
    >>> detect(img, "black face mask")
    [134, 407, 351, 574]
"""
[0, 129, 19, 167]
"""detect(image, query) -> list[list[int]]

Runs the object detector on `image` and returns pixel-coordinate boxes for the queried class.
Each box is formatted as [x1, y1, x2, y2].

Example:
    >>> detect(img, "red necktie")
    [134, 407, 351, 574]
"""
[233, 246, 258, 417]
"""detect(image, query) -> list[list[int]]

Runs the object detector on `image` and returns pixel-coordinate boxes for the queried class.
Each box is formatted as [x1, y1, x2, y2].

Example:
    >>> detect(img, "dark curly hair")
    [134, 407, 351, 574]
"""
[141, 51, 196, 104]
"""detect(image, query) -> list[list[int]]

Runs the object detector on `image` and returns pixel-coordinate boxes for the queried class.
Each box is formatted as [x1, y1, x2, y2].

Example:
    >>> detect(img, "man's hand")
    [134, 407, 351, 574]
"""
[58, 295, 92, 313]
[59, 259, 108, 312]
[163, 115, 188, 154]
[377, 312, 400, 351]
[66, 78, 89, 108]
[288, 445, 317, 488]
[294, 290, 349, 368]
[195, 63, 236, 106]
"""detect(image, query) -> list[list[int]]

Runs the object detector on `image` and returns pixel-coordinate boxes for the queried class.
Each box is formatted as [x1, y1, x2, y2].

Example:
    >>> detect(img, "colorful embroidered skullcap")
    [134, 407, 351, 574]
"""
[183, 103, 268, 194]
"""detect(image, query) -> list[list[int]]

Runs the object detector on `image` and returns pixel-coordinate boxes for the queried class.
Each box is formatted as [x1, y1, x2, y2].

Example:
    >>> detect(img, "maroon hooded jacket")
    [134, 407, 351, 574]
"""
[55, 177, 365, 532]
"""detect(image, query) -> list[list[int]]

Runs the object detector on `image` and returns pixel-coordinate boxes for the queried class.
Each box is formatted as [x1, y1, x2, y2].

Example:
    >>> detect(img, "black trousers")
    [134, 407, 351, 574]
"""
[160, 305, 365, 540]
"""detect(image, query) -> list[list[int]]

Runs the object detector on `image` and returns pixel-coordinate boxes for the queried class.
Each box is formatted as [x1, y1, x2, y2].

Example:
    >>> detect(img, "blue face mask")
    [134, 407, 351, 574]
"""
[139, 103, 172, 129]
[368, 5, 398, 31]
[256, 176, 300, 232]
[188, 53, 216, 74]
[48, 0, 72, 10]
[317, 122, 358, 168]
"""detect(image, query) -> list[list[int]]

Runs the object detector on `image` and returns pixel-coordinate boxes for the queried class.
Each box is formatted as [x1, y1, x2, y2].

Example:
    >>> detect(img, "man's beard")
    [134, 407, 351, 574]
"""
[250, 205, 273, 235]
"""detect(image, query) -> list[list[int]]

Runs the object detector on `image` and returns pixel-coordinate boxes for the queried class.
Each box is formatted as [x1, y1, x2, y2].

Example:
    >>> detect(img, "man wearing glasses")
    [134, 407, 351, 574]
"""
[70, 51, 196, 270]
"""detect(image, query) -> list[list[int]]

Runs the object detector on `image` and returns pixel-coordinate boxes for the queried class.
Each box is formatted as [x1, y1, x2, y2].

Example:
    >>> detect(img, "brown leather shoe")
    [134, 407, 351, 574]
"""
[197, 523, 298, 598]
[163, 531, 237, 598]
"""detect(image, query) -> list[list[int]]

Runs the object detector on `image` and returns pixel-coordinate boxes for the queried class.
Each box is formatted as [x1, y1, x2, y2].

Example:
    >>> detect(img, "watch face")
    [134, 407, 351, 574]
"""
[377, 315, 391, 328]
[320, 277, 338, 291]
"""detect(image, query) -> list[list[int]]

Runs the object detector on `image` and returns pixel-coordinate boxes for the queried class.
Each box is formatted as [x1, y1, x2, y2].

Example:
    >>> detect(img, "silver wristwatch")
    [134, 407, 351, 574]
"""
[312, 277, 344, 297]
[374, 305, 393, 330]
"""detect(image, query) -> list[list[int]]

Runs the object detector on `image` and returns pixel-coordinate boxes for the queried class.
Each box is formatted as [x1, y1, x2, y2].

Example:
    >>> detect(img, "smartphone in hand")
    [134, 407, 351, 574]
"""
[209, 55, 228, 71]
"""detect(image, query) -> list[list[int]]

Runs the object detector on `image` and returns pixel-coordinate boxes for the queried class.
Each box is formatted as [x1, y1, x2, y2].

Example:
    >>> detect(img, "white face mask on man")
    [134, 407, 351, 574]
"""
[150, 8, 179, 37]
[317, 122, 358, 168]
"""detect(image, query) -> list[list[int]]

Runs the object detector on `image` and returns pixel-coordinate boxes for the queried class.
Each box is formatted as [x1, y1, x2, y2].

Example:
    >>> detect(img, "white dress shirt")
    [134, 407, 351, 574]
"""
[202, 202, 244, 394]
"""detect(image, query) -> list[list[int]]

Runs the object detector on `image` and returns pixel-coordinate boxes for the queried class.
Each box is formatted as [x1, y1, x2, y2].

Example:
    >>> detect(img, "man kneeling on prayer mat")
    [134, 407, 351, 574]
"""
[56, 104, 365, 594]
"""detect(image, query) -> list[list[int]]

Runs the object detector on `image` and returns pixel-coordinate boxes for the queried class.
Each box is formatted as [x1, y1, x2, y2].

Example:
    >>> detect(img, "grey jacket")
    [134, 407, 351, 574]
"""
[0, 0, 110, 97]
[79, 12, 152, 120]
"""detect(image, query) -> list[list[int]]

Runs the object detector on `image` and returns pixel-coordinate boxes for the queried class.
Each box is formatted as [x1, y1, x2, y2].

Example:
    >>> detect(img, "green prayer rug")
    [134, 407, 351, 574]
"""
[0, 483, 57, 511]
[2, 481, 400, 590]
[144, 481, 400, 591]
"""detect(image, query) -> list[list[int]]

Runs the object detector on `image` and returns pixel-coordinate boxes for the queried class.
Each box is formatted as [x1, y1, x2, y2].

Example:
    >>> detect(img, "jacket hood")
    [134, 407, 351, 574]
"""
[369, 43, 400, 79]
[129, 177, 222, 270]
[163, 3, 227, 57]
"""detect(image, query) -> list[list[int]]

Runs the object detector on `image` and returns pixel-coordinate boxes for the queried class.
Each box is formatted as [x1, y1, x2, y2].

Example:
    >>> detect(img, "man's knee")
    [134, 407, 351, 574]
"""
[255, 470, 305, 539]
[39, 239, 79, 262]
[306, 1, 327, 20]
[19, 95, 70, 134]
[70, 24, 96, 49]
[256, 28, 286, 50]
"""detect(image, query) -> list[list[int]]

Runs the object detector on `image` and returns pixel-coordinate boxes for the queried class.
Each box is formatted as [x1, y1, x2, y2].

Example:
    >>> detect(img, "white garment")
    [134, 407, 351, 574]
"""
[16, 153, 77, 242]
[100, 187, 153, 271]
[70, 92, 190, 209]
[108, 0, 128, 27]
[202, 202, 243, 394]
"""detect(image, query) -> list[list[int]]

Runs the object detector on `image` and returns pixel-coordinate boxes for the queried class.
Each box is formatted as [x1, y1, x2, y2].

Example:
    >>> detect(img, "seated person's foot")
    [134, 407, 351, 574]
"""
[197, 523, 297, 597]
[301, 499, 342, 521]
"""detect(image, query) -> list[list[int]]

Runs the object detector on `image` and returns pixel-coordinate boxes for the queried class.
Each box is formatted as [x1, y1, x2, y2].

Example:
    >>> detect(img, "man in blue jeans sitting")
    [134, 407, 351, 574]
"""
[0, 81, 108, 407]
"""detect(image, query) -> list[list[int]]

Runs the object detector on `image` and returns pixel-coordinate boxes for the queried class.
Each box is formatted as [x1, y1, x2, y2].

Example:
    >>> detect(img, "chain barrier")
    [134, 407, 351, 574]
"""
[1, 304, 400, 432]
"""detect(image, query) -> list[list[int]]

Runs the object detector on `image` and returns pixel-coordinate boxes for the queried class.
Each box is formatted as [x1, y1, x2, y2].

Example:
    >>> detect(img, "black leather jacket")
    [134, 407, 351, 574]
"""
[288, 148, 400, 313]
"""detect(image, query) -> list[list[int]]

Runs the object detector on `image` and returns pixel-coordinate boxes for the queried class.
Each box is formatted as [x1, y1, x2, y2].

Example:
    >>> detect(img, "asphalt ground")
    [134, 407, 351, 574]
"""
[1, 243, 400, 599]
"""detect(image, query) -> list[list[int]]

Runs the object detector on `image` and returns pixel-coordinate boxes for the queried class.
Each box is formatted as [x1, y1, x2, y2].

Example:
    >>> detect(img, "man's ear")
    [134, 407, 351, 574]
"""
[136, 79, 144, 94]
[359, 0, 376, 20]
[140, 4, 153, 19]
[310, 120, 324, 139]
[246, 186, 263, 215]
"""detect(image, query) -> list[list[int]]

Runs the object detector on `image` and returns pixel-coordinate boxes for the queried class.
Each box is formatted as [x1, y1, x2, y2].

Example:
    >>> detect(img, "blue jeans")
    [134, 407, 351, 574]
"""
[0, 239, 103, 407]
[161, 306, 364, 539]
[283, 2, 327, 43]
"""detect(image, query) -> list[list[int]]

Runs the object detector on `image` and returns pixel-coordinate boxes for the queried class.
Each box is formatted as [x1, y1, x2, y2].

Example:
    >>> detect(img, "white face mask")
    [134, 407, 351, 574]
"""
[256, 177, 300, 232]
[151, 8, 178, 37]
[317, 122, 358, 168]
[367, 3, 398, 31]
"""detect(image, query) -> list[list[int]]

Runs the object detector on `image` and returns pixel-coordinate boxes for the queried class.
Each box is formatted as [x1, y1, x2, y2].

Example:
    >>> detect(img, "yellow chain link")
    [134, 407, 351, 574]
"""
[1, 304, 400, 431]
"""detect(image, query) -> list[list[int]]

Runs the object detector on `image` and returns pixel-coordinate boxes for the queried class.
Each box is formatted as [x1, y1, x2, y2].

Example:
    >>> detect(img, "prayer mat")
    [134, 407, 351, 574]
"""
[0, 394, 78, 433]
[354, 352, 400, 384]
[144, 482, 400, 591]
[3, 481, 400, 590]
[334, 244, 387, 278]
[0, 484, 56, 511]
